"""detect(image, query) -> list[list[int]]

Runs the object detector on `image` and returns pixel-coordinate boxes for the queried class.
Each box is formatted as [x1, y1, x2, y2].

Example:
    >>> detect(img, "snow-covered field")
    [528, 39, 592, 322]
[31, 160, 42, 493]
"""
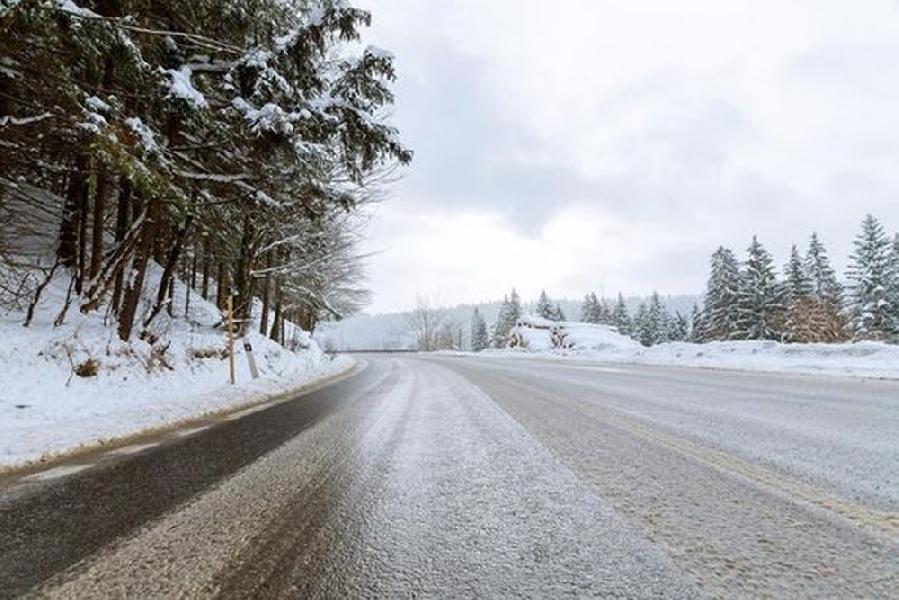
[0, 263, 354, 471]
[475, 317, 899, 380]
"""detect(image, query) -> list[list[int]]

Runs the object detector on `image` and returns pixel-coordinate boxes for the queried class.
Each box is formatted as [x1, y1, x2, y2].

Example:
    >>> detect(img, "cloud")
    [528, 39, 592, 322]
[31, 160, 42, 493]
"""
[358, 0, 899, 312]
[388, 44, 593, 233]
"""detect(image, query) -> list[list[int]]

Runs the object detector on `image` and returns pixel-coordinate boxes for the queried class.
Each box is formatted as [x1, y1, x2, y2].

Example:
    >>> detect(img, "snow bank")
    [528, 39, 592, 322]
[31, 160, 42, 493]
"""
[555, 322, 642, 353]
[486, 316, 899, 379]
[505, 315, 638, 354]
[632, 340, 899, 379]
[0, 259, 353, 470]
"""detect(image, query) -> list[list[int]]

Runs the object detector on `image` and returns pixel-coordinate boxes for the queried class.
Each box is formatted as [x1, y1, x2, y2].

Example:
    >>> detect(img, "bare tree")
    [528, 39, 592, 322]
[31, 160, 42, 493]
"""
[406, 294, 446, 351]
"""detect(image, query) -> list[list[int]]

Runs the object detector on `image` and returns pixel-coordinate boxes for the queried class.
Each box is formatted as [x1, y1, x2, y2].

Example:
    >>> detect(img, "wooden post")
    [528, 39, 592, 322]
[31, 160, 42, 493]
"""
[227, 294, 235, 385]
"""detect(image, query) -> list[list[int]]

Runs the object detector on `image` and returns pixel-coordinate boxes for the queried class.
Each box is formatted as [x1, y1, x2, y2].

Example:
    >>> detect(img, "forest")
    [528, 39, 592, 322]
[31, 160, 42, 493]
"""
[467, 215, 899, 351]
[0, 0, 410, 343]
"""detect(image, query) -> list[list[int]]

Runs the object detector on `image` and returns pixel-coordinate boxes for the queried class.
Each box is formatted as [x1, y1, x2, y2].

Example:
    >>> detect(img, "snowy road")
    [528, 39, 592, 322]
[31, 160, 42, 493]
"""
[1, 355, 897, 598]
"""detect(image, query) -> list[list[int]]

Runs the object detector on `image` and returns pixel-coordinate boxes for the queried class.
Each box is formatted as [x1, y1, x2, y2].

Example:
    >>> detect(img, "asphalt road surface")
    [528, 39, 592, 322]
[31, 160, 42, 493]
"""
[1, 355, 897, 598]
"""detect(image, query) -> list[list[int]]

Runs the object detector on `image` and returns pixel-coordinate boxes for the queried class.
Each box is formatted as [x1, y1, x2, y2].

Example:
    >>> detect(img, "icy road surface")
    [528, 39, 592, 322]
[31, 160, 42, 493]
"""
[2, 355, 897, 598]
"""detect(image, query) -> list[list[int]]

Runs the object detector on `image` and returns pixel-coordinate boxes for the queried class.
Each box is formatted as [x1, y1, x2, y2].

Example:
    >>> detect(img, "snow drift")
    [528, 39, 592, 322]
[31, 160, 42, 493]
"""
[489, 314, 899, 379]
[505, 314, 640, 354]
[0, 256, 352, 470]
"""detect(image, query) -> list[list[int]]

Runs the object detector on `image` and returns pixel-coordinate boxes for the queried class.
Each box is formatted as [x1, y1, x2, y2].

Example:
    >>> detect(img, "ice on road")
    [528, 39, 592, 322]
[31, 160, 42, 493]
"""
[9, 355, 899, 598]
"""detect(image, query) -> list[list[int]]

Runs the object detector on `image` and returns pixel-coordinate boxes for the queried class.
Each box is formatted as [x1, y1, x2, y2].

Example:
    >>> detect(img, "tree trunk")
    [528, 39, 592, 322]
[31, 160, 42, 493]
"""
[270, 277, 282, 343]
[118, 196, 158, 341]
[110, 180, 132, 314]
[57, 155, 88, 270]
[143, 217, 191, 329]
[216, 262, 227, 310]
[88, 169, 108, 282]
[186, 250, 197, 317]
[75, 162, 91, 295]
[167, 274, 176, 317]
[259, 252, 272, 335]
[233, 212, 255, 331]
[201, 237, 210, 300]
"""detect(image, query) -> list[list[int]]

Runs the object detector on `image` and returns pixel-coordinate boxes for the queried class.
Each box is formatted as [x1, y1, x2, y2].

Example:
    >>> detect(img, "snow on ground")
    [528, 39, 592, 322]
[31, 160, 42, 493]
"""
[0, 261, 353, 471]
[480, 316, 899, 379]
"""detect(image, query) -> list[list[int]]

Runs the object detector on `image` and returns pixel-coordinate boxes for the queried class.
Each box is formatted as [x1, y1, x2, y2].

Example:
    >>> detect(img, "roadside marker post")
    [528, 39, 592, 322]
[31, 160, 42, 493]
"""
[244, 340, 259, 379]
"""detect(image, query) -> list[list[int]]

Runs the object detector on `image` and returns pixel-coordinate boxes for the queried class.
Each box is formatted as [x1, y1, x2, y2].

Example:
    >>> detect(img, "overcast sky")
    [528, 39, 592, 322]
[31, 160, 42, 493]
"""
[356, 0, 899, 313]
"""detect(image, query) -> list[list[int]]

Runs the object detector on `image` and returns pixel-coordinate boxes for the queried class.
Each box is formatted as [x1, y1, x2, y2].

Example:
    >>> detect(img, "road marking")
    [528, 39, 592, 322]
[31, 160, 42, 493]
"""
[174, 425, 211, 438]
[23, 464, 92, 482]
[497, 376, 899, 541]
[106, 443, 159, 456]
[223, 402, 273, 421]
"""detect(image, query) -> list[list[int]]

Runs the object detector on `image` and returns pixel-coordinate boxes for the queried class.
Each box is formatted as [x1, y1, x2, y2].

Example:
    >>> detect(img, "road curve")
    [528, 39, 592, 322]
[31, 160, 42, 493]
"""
[1, 355, 897, 598]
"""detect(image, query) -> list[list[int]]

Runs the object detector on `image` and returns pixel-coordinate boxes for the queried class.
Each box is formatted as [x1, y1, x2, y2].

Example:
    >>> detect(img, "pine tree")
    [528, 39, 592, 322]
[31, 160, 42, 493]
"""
[783, 245, 814, 343]
[690, 304, 705, 342]
[735, 236, 785, 340]
[581, 292, 600, 323]
[805, 233, 847, 342]
[633, 292, 670, 346]
[595, 298, 612, 324]
[492, 295, 513, 347]
[701, 247, 741, 340]
[551, 303, 566, 322]
[846, 215, 897, 341]
[536, 289, 554, 320]
[649, 291, 672, 344]
[492, 288, 522, 347]
[633, 303, 650, 346]
[669, 311, 690, 342]
[470, 307, 489, 352]
[509, 288, 523, 323]
[1, 1, 411, 341]
[611, 293, 632, 336]
[890, 233, 899, 329]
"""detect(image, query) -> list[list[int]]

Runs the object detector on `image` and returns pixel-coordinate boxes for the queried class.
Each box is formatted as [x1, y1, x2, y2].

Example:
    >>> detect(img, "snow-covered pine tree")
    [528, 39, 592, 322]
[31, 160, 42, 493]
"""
[689, 304, 705, 342]
[492, 295, 512, 348]
[648, 291, 672, 345]
[580, 292, 599, 323]
[846, 215, 898, 341]
[782, 245, 814, 343]
[701, 247, 741, 340]
[890, 233, 899, 331]
[492, 288, 522, 347]
[551, 303, 566, 322]
[805, 232, 847, 342]
[611, 293, 632, 336]
[595, 298, 613, 324]
[536, 289, 554, 320]
[735, 236, 785, 340]
[470, 307, 490, 352]
[509, 288, 523, 324]
[633, 303, 650, 346]
[668, 311, 690, 342]
[632, 291, 670, 346]
[1, 0, 411, 342]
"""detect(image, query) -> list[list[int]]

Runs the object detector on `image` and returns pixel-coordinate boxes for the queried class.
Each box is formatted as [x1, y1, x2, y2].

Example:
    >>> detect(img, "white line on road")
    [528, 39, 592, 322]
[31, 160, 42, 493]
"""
[23, 464, 92, 482]
[106, 443, 159, 456]
[174, 425, 212, 438]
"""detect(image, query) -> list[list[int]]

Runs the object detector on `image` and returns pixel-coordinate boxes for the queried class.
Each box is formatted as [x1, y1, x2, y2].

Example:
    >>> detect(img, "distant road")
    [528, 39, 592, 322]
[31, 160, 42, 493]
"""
[1, 355, 897, 597]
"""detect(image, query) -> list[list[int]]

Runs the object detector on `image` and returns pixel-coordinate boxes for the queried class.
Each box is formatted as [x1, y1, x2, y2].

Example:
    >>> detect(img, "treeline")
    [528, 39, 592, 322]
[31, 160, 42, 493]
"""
[466, 287, 687, 350]
[697, 215, 898, 344]
[0, 1, 409, 342]
[471, 214, 898, 351]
